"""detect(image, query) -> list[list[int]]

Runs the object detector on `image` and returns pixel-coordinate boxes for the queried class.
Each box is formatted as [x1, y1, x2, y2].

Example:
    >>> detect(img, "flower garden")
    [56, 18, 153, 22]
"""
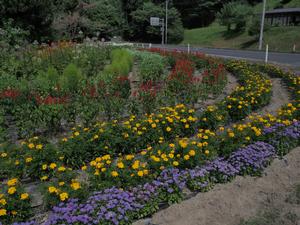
[0, 42, 299, 225]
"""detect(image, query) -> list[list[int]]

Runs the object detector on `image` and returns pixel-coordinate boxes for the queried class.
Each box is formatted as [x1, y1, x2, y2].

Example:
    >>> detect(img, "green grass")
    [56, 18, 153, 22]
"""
[285, 0, 300, 7]
[182, 23, 300, 53]
[182, 0, 300, 53]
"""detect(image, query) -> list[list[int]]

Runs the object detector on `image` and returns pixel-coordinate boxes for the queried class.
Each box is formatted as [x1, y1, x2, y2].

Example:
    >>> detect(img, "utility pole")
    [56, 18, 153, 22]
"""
[259, 0, 267, 51]
[165, 0, 169, 44]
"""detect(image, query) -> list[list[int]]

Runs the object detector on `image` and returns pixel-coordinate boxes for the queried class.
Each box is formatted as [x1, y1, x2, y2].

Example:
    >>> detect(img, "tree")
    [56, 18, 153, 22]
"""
[0, 0, 55, 41]
[130, 2, 184, 43]
[217, 2, 252, 32]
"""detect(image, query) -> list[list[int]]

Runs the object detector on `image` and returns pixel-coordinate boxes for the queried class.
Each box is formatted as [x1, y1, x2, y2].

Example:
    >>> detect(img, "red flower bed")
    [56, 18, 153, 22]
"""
[0, 89, 21, 100]
[168, 59, 195, 83]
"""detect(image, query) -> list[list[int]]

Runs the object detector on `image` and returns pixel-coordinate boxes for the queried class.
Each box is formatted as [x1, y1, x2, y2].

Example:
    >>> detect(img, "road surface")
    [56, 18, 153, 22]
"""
[141, 44, 300, 69]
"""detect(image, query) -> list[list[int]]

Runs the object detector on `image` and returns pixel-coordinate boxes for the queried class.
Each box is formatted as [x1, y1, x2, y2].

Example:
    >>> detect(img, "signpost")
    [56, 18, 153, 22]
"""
[150, 17, 165, 45]
[150, 17, 160, 26]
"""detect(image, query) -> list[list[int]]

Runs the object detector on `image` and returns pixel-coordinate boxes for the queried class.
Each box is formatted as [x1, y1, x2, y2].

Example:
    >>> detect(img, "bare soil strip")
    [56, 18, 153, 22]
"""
[257, 78, 291, 116]
[142, 147, 300, 225]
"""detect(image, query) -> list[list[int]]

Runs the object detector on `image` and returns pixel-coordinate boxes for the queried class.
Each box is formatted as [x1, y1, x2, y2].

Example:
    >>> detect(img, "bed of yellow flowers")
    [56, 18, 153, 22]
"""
[1, 59, 299, 223]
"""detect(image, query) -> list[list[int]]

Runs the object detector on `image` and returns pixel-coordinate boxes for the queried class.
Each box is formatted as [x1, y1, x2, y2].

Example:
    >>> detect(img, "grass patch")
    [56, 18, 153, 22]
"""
[182, 23, 300, 53]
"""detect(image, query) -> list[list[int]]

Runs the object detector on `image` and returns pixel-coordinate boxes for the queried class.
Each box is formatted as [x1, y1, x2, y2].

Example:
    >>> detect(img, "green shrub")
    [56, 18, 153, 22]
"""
[104, 48, 133, 77]
[59, 63, 85, 94]
[134, 51, 165, 82]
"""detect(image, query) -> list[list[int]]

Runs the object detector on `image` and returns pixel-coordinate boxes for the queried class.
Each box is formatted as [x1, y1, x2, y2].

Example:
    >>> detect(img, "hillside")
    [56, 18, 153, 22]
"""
[182, 24, 300, 53]
[182, 0, 300, 53]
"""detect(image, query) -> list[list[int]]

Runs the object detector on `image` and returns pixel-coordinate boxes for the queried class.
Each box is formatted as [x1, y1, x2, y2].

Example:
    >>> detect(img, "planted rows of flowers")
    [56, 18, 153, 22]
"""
[0, 45, 227, 140]
[1, 55, 299, 224]
[0, 55, 274, 220]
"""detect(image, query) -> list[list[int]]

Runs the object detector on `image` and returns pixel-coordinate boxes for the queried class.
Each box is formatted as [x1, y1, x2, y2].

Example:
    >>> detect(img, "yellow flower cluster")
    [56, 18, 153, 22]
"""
[0, 178, 30, 218]
[47, 180, 81, 201]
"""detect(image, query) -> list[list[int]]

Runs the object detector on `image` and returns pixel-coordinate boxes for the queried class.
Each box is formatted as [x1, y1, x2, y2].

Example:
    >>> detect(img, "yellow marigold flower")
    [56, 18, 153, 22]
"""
[132, 160, 140, 169]
[62, 138, 68, 142]
[36, 144, 43, 150]
[49, 163, 57, 169]
[0, 208, 7, 216]
[48, 186, 57, 194]
[166, 127, 172, 132]
[74, 131, 80, 136]
[25, 157, 33, 163]
[59, 182, 65, 186]
[11, 210, 17, 215]
[71, 182, 81, 190]
[245, 136, 251, 141]
[0, 199, 7, 206]
[42, 164, 47, 170]
[169, 143, 175, 148]
[58, 166, 66, 172]
[137, 171, 144, 177]
[60, 192, 69, 201]
[228, 132, 235, 138]
[205, 150, 210, 155]
[8, 187, 17, 195]
[111, 171, 119, 177]
[117, 162, 125, 169]
[1, 153, 7, 157]
[15, 160, 20, 165]
[28, 143, 35, 149]
[125, 155, 134, 160]
[151, 123, 157, 128]
[20, 193, 29, 200]
[40, 176, 48, 181]
[184, 155, 190, 160]
[101, 168, 106, 172]
[179, 139, 188, 148]
[81, 165, 87, 171]
[189, 150, 196, 156]
[173, 161, 179, 166]
[7, 178, 18, 186]
[227, 105, 232, 109]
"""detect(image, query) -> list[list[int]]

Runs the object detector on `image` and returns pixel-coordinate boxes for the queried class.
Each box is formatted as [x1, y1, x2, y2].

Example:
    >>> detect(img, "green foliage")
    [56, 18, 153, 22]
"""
[0, 19, 29, 49]
[104, 48, 133, 77]
[130, 2, 184, 43]
[217, 2, 253, 32]
[0, 0, 54, 41]
[248, 17, 270, 37]
[134, 51, 166, 82]
[60, 63, 85, 94]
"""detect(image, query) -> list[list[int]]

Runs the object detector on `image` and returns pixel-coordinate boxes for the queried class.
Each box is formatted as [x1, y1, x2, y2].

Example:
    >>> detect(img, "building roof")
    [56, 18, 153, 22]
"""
[265, 8, 300, 14]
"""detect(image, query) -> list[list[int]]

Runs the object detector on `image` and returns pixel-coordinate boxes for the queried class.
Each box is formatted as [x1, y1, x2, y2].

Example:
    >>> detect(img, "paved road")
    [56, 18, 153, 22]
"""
[145, 44, 300, 69]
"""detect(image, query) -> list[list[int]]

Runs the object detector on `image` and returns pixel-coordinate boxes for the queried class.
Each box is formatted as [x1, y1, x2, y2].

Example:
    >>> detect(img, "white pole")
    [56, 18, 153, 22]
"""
[149, 43, 152, 49]
[165, 0, 168, 44]
[259, 0, 267, 51]
[188, 44, 190, 54]
[293, 44, 296, 53]
[265, 44, 269, 63]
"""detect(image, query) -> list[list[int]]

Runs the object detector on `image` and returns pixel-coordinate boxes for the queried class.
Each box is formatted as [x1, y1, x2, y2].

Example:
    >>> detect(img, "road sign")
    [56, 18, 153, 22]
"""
[150, 17, 160, 26]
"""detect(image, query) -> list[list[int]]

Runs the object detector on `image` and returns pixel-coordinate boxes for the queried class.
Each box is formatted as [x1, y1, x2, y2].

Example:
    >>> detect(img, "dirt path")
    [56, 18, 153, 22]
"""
[200, 73, 238, 108]
[137, 147, 300, 225]
[253, 78, 291, 116]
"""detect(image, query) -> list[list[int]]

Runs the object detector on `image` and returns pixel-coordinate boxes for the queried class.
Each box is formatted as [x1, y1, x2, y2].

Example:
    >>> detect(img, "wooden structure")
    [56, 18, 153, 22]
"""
[265, 8, 300, 26]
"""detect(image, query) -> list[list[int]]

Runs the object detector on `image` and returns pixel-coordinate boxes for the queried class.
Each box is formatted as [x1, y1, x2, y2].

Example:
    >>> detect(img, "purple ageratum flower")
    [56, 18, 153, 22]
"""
[263, 123, 286, 135]
[279, 121, 300, 139]
[36, 141, 279, 225]
[12, 222, 37, 225]
[228, 142, 275, 174]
